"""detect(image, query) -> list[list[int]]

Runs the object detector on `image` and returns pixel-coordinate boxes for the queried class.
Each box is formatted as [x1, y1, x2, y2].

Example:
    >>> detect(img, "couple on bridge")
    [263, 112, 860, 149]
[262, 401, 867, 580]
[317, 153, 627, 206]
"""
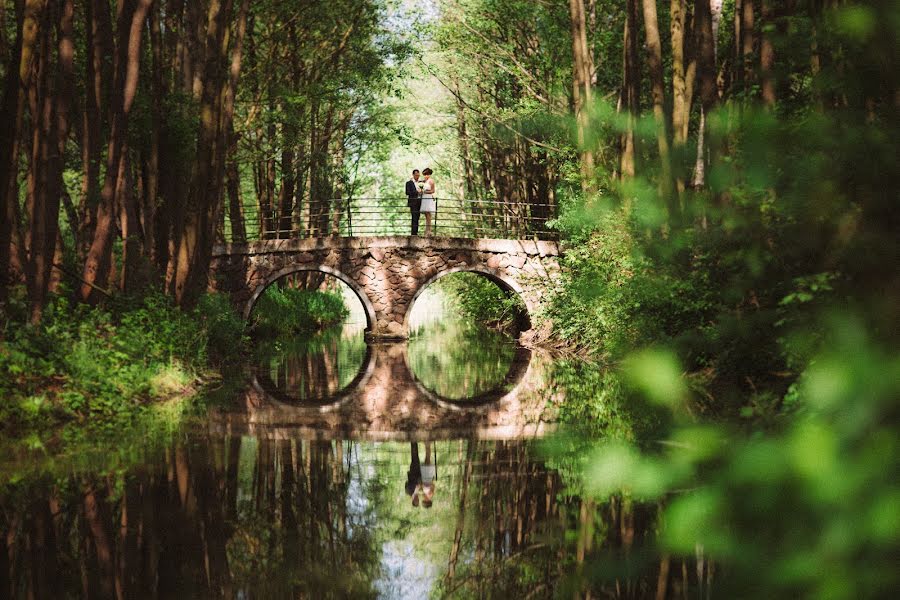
[405, 168, 437, 236]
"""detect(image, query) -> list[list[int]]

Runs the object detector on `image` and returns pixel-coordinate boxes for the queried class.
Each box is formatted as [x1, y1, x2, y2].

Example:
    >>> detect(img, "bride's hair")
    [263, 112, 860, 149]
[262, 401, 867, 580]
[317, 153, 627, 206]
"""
[422, 168, 433, 176]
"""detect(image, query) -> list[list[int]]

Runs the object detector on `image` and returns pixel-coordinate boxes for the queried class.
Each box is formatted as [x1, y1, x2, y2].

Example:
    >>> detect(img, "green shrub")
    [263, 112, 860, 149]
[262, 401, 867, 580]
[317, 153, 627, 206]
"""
[250, 287, 349, 335]
[432, 272, 526, 331]
[196, 292, 247, 362]
[0, 290, 245, 439]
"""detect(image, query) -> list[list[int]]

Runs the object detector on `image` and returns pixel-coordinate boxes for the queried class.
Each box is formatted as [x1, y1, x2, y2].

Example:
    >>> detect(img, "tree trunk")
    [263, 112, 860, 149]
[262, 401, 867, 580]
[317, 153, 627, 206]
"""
[671, 0, 694, 191]
[670, 1, 688, 140]
[569, 0, 595, 192]
[641, 0, 679, 225]
[171, 0, 247, 306]
[760, 0, 776, 107]
[225, 126, 245, 243]
[278, 140, 295, 238]
[620, 0, 641, 180]
[453, 77, 477, 199]
[146, 2, 164, 275]
[223, 0, 249, 244]
[692, 0, 720, 189]
[742, 0, 756, 96]
[171, 0, 233, 306]
[26, 0, 73, 323]
[79, 0, 153, 303]
[0, 0, 32, 304]
[78, 0, 112, 258]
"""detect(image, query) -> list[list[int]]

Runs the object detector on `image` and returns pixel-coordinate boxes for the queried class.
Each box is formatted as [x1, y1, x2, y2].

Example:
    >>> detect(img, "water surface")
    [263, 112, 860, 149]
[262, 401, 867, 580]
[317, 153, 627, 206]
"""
[0, 323, 669, 598]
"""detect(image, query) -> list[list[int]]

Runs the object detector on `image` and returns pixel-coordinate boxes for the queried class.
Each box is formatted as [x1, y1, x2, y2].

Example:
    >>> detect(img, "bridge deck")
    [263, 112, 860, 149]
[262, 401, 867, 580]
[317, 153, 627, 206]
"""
[212, 235, 562, 258]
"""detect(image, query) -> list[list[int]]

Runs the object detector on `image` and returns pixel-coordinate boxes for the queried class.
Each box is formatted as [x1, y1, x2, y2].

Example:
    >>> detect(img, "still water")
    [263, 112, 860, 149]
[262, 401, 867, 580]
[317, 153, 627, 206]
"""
[0, 322, 670, 598]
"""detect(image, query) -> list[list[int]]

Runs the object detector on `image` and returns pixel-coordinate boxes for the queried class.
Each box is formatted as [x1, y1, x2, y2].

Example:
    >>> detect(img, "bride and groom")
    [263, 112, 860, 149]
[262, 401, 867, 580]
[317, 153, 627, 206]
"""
[405, 168, 436, 236]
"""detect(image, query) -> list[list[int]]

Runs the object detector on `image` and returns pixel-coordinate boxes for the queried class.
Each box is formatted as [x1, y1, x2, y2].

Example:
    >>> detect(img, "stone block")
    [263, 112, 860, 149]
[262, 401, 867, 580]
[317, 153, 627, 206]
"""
[508, 255, 527, 269]
[386, 320, 405, 336]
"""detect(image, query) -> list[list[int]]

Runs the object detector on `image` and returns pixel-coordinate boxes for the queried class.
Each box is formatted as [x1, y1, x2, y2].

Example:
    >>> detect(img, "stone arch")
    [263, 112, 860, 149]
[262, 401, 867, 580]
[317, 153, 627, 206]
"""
[244, 264, 377, 332]
[403, 266, 533, 334]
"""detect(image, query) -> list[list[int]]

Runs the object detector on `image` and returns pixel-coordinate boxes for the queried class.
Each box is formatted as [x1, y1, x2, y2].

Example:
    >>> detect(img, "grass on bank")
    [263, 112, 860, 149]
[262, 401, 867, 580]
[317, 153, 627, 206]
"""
[249, 286, 349, 336]
[0, 288, 246, 447]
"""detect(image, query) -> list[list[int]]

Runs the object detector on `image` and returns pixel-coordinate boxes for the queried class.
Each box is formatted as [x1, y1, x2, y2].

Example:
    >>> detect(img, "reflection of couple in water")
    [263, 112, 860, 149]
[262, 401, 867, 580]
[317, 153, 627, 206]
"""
[405, 442, 436, 508]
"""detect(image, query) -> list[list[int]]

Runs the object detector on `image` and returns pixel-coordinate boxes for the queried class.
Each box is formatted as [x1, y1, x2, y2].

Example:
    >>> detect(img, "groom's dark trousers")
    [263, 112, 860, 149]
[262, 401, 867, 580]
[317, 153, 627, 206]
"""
[405, 180, 421, 235]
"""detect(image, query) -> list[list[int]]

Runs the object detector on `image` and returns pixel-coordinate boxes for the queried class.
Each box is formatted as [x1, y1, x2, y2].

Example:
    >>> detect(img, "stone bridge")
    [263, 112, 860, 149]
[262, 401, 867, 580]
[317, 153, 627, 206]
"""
[209, 236, 562, 338]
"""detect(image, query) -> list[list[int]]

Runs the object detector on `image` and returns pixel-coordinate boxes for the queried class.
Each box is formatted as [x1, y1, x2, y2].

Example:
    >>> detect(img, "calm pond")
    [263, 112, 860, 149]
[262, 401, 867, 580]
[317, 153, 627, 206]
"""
[1, 320, 673, 598]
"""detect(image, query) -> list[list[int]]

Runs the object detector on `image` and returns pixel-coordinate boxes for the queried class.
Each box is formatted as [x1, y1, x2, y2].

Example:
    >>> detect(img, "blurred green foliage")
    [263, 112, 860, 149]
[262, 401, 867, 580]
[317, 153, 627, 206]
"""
[544, 1, 900, 596]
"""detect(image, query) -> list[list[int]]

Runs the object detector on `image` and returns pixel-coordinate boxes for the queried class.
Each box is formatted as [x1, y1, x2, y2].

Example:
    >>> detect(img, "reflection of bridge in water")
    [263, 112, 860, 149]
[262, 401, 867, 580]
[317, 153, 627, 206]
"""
[210, 342, 558, 441]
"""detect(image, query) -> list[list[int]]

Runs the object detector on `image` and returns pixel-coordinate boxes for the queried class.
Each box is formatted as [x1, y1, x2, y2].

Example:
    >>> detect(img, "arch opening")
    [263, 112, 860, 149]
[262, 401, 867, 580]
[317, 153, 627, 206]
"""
[246, 266, 374, 407]
[244, 265, 376, 334]
[404, 267, 532, 337]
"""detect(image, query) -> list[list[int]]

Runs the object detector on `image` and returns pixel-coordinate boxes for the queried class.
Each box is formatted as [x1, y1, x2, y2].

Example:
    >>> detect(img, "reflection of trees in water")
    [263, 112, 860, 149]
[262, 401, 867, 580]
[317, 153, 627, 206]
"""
[409, 323, 518, 400]
[1, 437, 699, 598]
[258, 330, 367, 403]
[438, 441, 691, 599]
[0, 436, 379, 599]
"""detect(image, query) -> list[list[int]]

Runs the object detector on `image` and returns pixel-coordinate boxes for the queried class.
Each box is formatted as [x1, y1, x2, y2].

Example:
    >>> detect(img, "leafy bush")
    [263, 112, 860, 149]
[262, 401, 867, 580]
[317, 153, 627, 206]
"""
[573, 320, 899, 598]
[0, 290, 245, 439]
[250, 287, 349, 335]
[432, 272, 527, 331]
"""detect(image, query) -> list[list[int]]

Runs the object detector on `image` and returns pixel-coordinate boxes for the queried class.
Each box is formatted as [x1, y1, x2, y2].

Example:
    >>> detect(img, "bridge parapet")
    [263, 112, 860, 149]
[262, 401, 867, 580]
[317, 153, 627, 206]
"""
[209, 236, 562, 339]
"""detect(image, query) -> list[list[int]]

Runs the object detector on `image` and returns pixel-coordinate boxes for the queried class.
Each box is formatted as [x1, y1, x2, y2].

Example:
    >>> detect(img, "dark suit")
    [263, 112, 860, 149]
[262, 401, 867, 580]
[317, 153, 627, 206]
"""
[406, 179, 422, 235]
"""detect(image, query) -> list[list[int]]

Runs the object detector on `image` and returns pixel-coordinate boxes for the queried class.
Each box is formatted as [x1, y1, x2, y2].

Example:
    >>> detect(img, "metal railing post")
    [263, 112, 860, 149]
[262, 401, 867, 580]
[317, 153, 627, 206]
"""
[346, 197, 353, 237]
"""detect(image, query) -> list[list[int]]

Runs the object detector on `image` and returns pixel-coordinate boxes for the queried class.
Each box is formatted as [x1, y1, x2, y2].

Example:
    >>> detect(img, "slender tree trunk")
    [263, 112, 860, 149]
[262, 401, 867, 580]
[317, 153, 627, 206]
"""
[620, 0, 641, 180]
[0, 0, 31, 304]
[26, 0, 73, 323]
[146, 2, 163, 274]
[453, 77, 477, 199]
[569, 0, 595, 192]
[78, 0, 110, 258]
[171, 0, 247, 306]
[278, 138, 295, 238]
[641, 0, 679, 225]
[225, 126, 245, 243]
[79, 0, 153, 302]
[671, 0, 690, 191]
[742, 0, 756, 96]
[692, 0, 720, 189]
[760, 0, 776, 107]
[172, 0, 234, 305]
[733, 0, 744, 94]
[120, 148, 146, 294]
[222, 0, 249, 244]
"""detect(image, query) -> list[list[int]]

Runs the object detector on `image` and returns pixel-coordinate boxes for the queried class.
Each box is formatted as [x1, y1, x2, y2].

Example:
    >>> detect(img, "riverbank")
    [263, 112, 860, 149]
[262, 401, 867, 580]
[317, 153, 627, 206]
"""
[0, 284, 359, 475]
[0, 289, 246, 463]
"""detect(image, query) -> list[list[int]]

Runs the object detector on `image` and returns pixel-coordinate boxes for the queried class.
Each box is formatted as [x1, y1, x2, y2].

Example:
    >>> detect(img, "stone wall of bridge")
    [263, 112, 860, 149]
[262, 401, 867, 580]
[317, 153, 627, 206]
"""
[209, 236, 561, 339]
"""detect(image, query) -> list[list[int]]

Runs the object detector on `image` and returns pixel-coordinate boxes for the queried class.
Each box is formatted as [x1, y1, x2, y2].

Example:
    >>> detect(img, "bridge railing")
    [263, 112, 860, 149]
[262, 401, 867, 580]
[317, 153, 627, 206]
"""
[223, 197, 558, 243]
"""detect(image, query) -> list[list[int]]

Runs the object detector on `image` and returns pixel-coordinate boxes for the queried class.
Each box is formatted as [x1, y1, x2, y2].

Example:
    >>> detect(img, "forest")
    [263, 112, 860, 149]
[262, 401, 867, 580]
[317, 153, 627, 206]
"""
[1, 0, 898, 598]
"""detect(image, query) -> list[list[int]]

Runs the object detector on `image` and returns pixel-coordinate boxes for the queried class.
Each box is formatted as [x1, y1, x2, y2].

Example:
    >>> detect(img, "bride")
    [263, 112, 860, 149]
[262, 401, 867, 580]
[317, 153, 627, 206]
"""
[418, 168, 436, 236]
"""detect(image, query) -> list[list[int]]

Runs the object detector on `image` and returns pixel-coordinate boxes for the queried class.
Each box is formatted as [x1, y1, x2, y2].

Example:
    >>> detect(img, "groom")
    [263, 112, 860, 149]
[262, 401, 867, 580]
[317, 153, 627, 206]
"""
[405, 169, 422, 235]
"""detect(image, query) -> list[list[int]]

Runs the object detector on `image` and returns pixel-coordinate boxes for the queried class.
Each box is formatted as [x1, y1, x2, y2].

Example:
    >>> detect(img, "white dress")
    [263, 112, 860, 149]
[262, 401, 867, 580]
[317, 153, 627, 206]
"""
[419, 179, 436, 213]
